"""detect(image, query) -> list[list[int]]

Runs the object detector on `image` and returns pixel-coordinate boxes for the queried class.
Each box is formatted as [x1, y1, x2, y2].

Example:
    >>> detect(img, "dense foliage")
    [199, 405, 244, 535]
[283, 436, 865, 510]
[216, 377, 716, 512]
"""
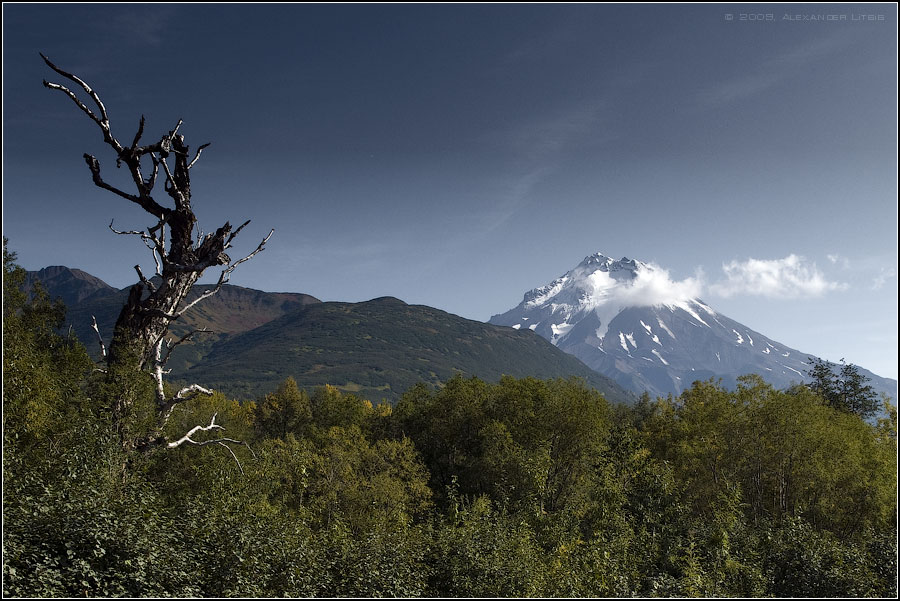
[3, 245, 897, 597]
[806, 356, 882, 419]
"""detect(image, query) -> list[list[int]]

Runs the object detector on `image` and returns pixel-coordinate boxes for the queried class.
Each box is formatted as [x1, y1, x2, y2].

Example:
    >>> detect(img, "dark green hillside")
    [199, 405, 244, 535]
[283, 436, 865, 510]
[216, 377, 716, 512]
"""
[28, 267, 321, 369]
[28, 267, 629, 403]
[182, 296, 632, 404]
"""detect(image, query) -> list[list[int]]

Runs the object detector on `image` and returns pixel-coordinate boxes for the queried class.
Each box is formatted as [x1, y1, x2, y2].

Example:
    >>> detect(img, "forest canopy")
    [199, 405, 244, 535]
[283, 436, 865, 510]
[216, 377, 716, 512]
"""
[3, 243, 897, 597]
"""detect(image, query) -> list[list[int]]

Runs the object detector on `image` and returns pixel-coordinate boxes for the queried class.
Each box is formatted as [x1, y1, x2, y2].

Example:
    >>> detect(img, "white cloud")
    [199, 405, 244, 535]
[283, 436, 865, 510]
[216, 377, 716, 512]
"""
[872, 267, 896, 290]
[616, 264, 706, 307]
[709, 255, 848, 299]
[580, 262, 707, 341]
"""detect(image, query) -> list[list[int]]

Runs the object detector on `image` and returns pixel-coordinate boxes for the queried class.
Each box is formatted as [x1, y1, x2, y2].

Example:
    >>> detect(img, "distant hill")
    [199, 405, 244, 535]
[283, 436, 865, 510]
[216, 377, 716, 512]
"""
[183, 296, 634, 403]
[37, 271, 321, 374]
[24, 266, 117, 306]
[29, 267, 633, 405]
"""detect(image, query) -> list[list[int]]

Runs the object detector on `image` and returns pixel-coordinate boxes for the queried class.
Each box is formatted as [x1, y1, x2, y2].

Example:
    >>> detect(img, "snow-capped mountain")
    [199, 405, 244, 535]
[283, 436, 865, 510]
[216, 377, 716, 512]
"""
[490, 253, 896, 398]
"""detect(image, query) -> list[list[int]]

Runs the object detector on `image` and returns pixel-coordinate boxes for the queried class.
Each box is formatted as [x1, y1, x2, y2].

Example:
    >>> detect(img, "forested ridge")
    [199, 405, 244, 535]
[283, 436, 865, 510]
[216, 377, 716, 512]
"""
[3, 246, 897, 598]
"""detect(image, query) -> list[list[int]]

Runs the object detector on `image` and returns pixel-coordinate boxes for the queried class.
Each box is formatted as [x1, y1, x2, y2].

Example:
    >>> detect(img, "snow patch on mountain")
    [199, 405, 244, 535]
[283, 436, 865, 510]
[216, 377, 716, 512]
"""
[657, 318, 676, 339]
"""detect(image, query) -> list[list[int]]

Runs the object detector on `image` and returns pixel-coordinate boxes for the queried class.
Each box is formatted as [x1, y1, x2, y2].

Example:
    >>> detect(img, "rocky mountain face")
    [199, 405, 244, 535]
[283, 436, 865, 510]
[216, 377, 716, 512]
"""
[490, 253, 897, 399]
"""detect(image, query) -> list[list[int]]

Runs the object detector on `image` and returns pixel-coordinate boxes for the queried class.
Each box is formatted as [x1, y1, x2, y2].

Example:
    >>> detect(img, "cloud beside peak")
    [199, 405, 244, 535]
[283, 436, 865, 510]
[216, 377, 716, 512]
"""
[620, 264, 706, 307]
[709, 255, 847, 299]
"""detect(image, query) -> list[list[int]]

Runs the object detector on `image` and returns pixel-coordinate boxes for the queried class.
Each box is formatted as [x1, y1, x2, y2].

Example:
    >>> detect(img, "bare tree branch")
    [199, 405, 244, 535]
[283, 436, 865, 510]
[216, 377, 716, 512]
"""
[109, 220, 167, 278]
[177, 228, 274, 317]
[148, 153, 160, 190]
[159, 155, 178, 193]
[41, 53, 122, 153]
[214, 441, 247, 476]
[224, 219, 252, 250]
[164, 412, 255, 475]
[167, 412, 224, 448]
[133, 264, 156, 292]
[41, 60, 105, 125]
[108, 220, 144, 236]
[131, 115, 146, 150]
[175, 383, 214, 401]
[187, 142, 211, 170]
[84, 154, 143, 202]
[91, 315, 107, 359]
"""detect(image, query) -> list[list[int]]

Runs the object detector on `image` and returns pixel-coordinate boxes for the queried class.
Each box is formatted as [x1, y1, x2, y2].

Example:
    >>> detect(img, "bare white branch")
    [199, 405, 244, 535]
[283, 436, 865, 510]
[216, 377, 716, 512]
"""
[41, 53, 122, 154]
[41, 54, 109, 124]
[42, 81, 102, 127]
[215, 441, 246, 475]
[90, 315, 107, 359]
[165, 412, 254, 474]
[175, 383, 214, 400]
[167, 412, 224, 448]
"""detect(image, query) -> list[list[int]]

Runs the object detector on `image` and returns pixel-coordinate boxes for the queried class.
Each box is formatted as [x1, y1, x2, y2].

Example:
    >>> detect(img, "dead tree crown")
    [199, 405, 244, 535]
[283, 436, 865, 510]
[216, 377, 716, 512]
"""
[42, 53, 273, 460]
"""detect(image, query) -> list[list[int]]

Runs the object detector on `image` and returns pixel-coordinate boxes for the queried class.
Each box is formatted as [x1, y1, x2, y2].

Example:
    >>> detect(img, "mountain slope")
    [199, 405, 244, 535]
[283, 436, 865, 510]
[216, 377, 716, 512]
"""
[491, 253, 897, 399]
[28, 267, 632, 404]
[184, 297, 633, 403]
[27, 267, 321, 370]
[24, 265, 117, 306]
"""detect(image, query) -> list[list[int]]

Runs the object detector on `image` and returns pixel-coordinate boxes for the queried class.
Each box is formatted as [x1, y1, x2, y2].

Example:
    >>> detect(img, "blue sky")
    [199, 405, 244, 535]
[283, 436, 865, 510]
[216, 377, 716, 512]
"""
[3, 4, 897, 379]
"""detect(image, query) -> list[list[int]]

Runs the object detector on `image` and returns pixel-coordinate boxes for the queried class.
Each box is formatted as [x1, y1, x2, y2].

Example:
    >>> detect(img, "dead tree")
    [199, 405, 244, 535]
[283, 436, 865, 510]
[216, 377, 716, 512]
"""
[42, 54, 272, 457]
